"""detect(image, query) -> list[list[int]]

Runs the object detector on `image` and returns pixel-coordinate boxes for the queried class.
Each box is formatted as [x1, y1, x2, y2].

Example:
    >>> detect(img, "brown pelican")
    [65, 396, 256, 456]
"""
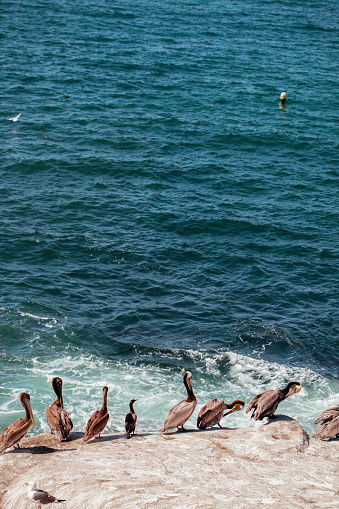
[160, 371, 197, 433]
[125, 399, 138, 439]
[83, 386, 109, 443]
[314, 405, 339, 441]
[0, 393, 35, 454]
[246, 381, 301, 421]
[45, 377, 73, 441]
[26, 481, 65, 506]
[197, 399, 245, 429]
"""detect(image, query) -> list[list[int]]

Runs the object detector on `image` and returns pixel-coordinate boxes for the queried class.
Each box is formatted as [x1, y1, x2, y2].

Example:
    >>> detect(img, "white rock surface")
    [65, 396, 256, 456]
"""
[0, 415, 338, 508]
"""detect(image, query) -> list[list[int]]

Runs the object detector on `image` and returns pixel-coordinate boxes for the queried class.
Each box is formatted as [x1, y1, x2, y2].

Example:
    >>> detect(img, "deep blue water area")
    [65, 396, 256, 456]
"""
[0, 0, 338, 434]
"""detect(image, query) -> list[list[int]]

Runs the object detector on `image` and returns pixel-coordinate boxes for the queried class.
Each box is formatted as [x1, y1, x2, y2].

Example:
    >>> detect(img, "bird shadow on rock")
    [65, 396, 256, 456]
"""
[9, 445, 77, 455]
[160, 426, 239, 436]
[82, 433, 125, 444]
[83, 432, 156, 444]
[67, 432, 85, 442]
[187, 426, 239, 433]
[263, 414, 294, 424]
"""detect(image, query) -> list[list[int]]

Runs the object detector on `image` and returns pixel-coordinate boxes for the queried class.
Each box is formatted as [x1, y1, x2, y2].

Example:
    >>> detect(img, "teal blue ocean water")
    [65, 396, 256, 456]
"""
[0, 0, 338, 435]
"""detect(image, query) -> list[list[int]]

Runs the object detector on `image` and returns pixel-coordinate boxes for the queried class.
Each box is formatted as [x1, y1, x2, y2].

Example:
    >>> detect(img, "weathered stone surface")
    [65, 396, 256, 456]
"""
[0, 416, 338, 508]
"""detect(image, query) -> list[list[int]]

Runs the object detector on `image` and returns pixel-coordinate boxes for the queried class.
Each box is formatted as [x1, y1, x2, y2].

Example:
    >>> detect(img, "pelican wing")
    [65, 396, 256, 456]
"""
[85, 410, 100, 436]
[314, 405, 339, 425]
[197, 398, 218, 419]
[58, 407, 73, 439]
[0, 418, 33, 452]
[45, 405, 55, 430]
[161, 398, 197, 432]
[32, 489, 57, 504]
[316, 415, 339, 440]
[250, 390, 280, 420]
[46, 404, 73, 441]
[246, 392, 266, 413]
[84, 413, 109, 442]
[197, 399, 224, 428]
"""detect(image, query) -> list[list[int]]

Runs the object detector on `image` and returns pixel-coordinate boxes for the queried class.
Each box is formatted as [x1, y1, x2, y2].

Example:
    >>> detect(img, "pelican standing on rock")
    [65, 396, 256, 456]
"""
[314, 404, 339, 441]
[246, 381, 301, 421]
[26, 481, 65, 506]
[45, 377, 73, 441]
[83, 386, 109, 443]
[125, 399, 138, 439]
[160, 371, 197, 433]
[0, 393, 35, 454]
[197, 399, 245, 429]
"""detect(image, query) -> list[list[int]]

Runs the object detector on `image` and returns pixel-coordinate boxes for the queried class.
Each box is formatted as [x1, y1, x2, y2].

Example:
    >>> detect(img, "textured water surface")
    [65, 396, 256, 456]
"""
[0, 0, 338, 434]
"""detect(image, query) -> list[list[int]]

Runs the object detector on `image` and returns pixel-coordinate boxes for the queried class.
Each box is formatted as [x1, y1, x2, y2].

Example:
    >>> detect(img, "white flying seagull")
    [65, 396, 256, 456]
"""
[26, 481, 65, 507]
[8, 112, 21, 121]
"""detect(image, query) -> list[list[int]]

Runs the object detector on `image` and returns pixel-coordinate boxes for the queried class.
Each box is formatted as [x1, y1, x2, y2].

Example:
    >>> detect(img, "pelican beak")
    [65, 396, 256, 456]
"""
[223, 406, 239, 417]
[223, 402, 244, 417]
[287, 383, 301, 398]
[223, 408, 235, 417]
[187, 377, 193, 392]
[25, 396, 35, 426]
[29, 405, 36, 427]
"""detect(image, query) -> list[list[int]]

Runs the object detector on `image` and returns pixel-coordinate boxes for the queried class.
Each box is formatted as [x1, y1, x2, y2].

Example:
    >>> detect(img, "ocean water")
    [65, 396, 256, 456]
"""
[0, 0, 338, 436]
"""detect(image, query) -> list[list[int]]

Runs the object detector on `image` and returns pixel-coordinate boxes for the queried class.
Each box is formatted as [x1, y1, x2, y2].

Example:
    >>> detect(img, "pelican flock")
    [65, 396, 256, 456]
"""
[0, 374, 337, 459]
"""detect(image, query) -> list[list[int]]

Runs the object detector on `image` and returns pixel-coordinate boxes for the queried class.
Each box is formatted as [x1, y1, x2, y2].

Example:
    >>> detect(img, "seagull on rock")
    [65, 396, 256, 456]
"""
[26, 481, 65, 507]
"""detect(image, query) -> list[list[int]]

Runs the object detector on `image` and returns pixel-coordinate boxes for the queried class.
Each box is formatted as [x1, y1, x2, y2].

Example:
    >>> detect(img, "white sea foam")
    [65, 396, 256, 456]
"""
[18, 312, 57, 323]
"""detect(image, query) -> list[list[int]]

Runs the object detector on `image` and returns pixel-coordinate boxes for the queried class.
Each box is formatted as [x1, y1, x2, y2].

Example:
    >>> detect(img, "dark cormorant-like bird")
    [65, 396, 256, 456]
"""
[125, 399, 138, 439]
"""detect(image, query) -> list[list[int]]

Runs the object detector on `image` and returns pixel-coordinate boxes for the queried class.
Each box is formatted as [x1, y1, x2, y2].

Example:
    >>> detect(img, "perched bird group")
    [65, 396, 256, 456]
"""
[159, 372, 338, 443]
[160, 372, 302, 432]
[0, 373, 338, 457]
[0, 377, 138, 454]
